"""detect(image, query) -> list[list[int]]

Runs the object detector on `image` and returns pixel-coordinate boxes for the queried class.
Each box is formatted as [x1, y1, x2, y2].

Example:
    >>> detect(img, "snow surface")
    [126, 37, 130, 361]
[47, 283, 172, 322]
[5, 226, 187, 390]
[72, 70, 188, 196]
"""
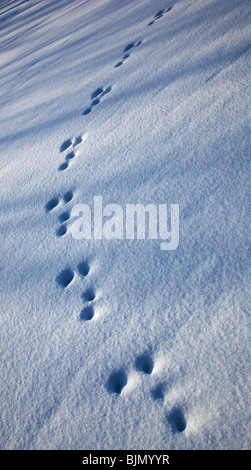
[0, 0, 250, 450]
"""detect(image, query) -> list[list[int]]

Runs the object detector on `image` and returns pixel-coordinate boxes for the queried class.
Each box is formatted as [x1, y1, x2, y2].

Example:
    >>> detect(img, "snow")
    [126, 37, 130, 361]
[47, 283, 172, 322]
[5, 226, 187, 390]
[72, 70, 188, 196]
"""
[0, 0, 250, 450]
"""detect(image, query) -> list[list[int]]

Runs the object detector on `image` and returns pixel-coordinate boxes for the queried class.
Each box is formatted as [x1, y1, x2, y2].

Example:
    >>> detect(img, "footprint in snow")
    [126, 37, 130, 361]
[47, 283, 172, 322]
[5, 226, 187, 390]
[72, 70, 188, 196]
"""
[59, 161, 69, 171]
[82, 287, 95, 302]
[63, 190, 74, 203]
[91, 87, 103, 99]
[56, 224, 67, 237]
[91, 98, 100, 106]
[73, 136, 83, 147]
[107, 369, 128, 394]
[83, 86, 112, 116]
[45, 197, 59, 212]
[83, 107, 92, 115]
[148, 6, 173, 26]
[66, 151, 75, 161]
[115, 40, 142, 68]
[102, 85, 112, 95]
[60, 139, 72, 152]
[115, 61, 123, 68]
[151, 383, 165, 402]
[167, 407, 187, 433]
[59, 210, 70, 223]
[77, 261, 90, 277]
[135, 353, 154, 374]
[80, 304, 95, 321]
[57, 268, 75, 288]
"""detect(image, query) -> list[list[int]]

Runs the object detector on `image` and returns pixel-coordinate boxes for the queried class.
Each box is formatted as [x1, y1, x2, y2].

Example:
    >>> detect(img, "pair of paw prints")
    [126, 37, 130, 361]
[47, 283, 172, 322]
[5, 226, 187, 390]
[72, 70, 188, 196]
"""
[45, 190, 74, 237]
[107, 353, 154, 394]
[57, 260, 89, 288]
[58, 135, 83, 171]
[151, 378, 187, 433]
[148, 6, 173, 26]
[83, 85, 112, 116]
[115, 40, 142, 68]
[80, 285, 96, 321]
[167, 408, 187, 433]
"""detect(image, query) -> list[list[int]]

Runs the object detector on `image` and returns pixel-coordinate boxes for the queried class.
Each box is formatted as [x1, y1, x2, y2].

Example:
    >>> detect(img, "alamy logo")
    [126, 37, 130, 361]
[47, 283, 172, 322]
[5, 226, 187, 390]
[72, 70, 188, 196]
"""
[71, 196, 179, 251]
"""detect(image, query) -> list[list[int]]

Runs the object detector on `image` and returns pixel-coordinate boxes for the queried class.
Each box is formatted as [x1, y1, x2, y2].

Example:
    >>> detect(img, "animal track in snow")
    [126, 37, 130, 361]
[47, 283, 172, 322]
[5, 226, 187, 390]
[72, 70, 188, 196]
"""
[168, 408, 187, 433]
[56, 261, 90, 278]
[135, 353, 154, 374]
[82, 287, 95, 302]
[83, 86, 112, 116]
[56, 260, 94, 320]
[124, 42, 135, 53]
[60, 136, 83, 152]
[151, 383, 165, 402]
[60, 139, 72, 152]
[83, 107, 92, 115]
[66, 151, 75, 160]
[45, 197, 59, 212]
[63, 190, 73, 203]
[59, 211, 70, 223]
[58, 150, 76, 171]
[57, 268, 74, 288]
[115, 61, 123, 68]
[91, 98, 100, 106]
[91, 87, 103, 100]
[59, 161, 69, 171]
[155, 9, 164, 19]
[56, 224, 67, 237]
[115, 40, 142, 68]
[45, 190, 74, 237]
[80, 304, 95, 321]
[75, 262, 96, 322]
[102, 85, 112, 95]
[73, 136, 82, 147]
[77, 261, 90, 277]
[45, 190, 73, 213]
[107, 370, 127, 394]
[148, 6, 173, 26]
[58, 135, 84, 171]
